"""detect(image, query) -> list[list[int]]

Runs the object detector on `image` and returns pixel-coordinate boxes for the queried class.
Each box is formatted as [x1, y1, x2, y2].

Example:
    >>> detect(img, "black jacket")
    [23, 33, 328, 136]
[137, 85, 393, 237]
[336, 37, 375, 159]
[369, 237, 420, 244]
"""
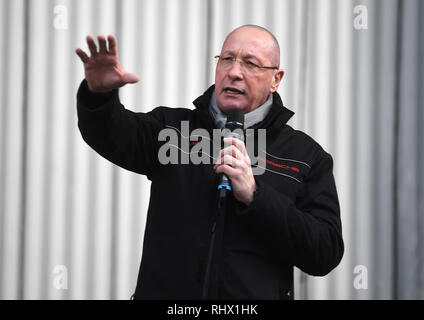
[77, 80, 344, 300]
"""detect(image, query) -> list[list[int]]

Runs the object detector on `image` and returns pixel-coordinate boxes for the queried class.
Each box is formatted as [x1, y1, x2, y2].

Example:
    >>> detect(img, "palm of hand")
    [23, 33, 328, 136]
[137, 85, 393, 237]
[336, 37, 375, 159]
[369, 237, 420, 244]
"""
[84, 54, 126, 92]
[76, 35, 139, 92]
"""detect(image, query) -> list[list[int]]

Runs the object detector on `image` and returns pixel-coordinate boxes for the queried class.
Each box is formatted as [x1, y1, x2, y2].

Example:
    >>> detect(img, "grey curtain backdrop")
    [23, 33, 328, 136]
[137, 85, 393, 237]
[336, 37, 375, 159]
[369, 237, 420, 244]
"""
[0, 0, 422, 299]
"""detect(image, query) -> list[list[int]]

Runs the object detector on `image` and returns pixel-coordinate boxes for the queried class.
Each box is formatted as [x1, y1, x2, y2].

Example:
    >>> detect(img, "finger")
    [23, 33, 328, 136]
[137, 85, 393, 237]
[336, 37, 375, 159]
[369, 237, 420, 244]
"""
[220, 144, 250, 167]
[221, 145, 245, 161]
[214, 152, 232, 167]
[107, 35, 118, 56]
[222, 154, 242, 168]
[75, 48, 90, 63]
[215, 161, 253, 179]
[97, 35, 108, 54]
[214, 154, 223, 166]
[215, 164, 238, 178]
[213, 154, 226, 169]
[86, 35, 98, 57]
[122, 73, 140, 84]
[223, 137, 247, 156]
[214, 149, 243, 169]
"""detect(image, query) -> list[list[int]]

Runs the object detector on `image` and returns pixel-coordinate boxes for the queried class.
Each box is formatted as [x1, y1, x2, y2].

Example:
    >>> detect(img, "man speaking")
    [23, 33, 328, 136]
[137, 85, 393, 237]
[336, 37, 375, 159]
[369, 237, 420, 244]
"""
[75, 25, 344, 300]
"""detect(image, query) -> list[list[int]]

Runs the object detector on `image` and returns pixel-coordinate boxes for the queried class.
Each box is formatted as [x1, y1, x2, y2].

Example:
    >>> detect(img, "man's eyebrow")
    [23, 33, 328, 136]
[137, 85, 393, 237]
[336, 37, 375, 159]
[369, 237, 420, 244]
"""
[221, 51, 262, 62]
[243, 54, 261, 61]
[221, 50, 235, 56]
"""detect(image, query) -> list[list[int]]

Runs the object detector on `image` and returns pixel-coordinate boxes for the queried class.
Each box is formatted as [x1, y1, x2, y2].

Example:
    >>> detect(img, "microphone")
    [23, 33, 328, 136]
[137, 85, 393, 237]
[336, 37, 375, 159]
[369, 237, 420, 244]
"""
[217, 108, 244, 202]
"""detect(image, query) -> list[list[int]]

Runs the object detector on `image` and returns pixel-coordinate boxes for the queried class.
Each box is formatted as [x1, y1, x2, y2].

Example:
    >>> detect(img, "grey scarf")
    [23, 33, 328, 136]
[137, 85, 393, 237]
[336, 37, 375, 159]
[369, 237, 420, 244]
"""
[209, 91, 273, 129]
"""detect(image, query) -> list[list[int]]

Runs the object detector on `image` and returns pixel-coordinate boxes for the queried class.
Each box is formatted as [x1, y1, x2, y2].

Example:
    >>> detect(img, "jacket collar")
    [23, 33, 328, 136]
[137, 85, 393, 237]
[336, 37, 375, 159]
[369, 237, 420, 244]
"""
[193, 85, 294, 130]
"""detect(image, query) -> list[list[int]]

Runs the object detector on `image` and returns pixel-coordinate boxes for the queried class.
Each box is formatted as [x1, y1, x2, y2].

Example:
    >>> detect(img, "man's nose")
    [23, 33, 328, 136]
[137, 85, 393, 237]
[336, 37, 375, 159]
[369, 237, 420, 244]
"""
[227, 59, 244, 79]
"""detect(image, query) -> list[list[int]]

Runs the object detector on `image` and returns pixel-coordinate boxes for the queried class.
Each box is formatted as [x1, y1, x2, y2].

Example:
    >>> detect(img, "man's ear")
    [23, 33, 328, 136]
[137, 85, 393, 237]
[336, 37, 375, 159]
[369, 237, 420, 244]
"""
[270, 69, 285, 93]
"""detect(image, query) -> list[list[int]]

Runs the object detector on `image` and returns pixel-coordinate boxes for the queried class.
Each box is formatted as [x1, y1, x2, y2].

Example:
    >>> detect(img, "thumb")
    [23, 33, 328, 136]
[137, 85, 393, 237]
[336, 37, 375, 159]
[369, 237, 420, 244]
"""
[122, 73, 139, 84]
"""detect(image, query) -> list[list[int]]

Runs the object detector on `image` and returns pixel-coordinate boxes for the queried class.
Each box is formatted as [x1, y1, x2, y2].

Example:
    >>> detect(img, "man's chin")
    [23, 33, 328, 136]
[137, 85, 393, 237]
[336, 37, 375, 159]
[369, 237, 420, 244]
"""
[219, 105, 246, 114]
[217, 100, 247, 114]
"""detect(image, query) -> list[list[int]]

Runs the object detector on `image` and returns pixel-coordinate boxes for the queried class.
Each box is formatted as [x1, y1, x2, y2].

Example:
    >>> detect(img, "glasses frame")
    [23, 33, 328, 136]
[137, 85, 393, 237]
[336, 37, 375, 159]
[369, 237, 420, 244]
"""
[214, 55, 279, 73]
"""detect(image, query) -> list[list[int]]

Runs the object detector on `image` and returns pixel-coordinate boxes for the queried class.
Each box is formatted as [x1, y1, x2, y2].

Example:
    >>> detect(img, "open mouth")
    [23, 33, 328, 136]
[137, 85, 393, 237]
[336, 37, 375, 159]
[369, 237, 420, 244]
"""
[224, 87, 245, 95]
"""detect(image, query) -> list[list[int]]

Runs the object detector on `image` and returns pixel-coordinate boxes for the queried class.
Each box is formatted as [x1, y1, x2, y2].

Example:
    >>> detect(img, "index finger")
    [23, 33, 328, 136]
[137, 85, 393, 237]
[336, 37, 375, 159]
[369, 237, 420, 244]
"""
[107, 35, 118, 56]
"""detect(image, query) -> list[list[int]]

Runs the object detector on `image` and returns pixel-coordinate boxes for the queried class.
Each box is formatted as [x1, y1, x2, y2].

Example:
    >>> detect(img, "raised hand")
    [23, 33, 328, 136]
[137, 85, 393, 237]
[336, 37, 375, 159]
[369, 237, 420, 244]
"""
[75, 35, 139, 93]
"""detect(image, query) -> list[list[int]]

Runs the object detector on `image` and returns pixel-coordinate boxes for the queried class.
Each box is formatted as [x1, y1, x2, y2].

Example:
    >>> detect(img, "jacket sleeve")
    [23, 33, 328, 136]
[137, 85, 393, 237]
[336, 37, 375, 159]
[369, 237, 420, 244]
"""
[235, 149, 344, 276]
[76, 79, 162, 179]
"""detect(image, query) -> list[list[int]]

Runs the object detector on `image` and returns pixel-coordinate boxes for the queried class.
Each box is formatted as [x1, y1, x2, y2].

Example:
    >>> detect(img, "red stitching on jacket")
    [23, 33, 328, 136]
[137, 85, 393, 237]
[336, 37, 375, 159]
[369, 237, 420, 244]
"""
[257, 156, 300, 173]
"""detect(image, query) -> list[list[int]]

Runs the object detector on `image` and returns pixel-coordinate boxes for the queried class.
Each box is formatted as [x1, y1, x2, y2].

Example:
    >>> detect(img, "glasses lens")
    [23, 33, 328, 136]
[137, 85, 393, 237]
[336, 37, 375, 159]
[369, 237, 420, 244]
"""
[242, 61, 257, 73]
[215, 56, 264, 74]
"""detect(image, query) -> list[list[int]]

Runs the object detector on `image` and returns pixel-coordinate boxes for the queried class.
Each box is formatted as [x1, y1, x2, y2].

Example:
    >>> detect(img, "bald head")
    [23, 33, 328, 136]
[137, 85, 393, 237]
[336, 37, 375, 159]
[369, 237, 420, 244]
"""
[223, 25, 280, 67]
[215, 24, 285, 114]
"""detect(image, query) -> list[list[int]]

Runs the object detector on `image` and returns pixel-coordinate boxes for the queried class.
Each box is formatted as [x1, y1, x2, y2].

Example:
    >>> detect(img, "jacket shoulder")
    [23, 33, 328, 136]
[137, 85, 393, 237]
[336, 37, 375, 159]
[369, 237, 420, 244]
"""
[278, 125, 333, 167]
[146, 106, 196, 122]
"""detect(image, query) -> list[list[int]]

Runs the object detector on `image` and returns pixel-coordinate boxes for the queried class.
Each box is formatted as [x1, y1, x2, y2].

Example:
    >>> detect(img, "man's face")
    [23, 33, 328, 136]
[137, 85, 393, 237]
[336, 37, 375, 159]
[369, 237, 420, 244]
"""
[215, 27, 284, 114]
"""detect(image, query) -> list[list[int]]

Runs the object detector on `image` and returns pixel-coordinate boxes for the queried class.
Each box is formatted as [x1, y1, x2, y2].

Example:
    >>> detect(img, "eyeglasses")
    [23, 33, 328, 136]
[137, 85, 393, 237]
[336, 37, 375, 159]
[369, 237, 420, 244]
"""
[214, 55, 278, 74]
